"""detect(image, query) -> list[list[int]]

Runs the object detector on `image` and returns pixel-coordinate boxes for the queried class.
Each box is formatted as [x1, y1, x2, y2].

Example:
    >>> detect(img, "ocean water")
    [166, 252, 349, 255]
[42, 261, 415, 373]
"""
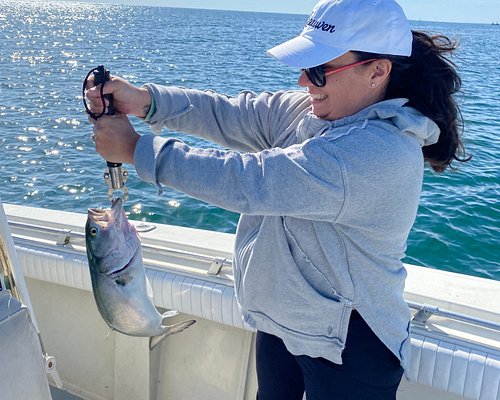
[0, 1, 498, 280]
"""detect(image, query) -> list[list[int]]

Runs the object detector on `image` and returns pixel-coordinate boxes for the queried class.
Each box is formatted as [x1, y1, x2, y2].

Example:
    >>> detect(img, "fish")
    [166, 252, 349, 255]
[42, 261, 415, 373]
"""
[85, 197, 195, 350]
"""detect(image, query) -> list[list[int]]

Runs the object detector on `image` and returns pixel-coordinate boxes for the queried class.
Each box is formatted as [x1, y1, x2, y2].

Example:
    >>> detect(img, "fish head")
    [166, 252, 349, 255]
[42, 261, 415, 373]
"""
[85, 197, 140, 276]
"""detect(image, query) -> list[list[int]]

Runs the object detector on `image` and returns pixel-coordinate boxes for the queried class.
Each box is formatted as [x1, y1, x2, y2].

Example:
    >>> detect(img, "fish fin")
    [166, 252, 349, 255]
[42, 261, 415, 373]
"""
[161, 310, 179, 320]
[115, 274, 133, 286]
[149, 319, 196, 351]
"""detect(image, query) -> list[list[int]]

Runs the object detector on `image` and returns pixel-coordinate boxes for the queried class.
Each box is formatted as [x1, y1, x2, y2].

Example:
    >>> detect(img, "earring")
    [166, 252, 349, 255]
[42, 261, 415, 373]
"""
[371, 82, 376, 87]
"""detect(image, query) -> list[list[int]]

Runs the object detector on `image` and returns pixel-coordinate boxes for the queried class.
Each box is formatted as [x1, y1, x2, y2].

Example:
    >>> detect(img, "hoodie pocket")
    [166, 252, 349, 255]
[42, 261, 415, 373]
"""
[238, 239, 352, 340]
[243, 262, 352, 341]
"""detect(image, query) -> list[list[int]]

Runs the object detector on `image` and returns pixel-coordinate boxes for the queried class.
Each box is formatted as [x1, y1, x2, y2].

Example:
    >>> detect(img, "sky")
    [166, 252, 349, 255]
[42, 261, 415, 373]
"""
[71, 0, 500, 24]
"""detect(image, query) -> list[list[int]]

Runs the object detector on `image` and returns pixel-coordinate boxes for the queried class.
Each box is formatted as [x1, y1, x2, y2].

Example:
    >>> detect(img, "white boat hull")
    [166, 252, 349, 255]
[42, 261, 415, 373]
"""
[3, 203, 500, 400]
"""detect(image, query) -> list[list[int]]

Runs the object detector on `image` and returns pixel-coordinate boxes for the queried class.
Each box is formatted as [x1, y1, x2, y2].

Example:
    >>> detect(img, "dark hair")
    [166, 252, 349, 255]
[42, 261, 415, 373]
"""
[354, 31, 470, 173]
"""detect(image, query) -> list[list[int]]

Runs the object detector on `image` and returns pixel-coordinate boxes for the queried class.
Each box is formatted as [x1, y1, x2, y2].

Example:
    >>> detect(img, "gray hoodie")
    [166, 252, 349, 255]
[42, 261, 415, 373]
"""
[134, 85, 440, 378]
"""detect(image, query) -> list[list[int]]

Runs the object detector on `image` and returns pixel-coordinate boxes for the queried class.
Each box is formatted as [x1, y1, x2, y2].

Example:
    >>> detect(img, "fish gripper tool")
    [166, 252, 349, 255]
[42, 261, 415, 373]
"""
[83, 65, 129, 202]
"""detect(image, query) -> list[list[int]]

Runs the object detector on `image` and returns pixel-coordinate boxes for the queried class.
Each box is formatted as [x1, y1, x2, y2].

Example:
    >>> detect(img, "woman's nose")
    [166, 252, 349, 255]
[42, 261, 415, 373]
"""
[298, 70, 311, 87]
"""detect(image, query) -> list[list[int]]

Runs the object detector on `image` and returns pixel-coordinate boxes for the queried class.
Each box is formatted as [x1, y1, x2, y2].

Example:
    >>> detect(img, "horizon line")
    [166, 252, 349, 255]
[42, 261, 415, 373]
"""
[8, 0, 498, 25]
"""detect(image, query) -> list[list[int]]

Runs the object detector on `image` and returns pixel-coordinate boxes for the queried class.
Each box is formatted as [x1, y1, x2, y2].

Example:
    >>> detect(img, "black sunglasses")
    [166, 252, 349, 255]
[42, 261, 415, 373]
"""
[302, 59, 377, 87]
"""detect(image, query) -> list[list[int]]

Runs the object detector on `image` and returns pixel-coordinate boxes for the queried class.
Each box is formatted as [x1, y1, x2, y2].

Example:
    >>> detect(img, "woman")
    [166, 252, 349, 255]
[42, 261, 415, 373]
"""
[87, 0, 469, 398]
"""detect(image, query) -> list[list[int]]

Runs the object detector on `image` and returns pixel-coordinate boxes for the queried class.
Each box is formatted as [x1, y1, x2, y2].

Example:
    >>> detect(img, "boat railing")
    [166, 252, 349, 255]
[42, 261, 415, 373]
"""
[8, 219, 233, 275]
[408, 301, 500, 332]
[7, 219, 500, 336]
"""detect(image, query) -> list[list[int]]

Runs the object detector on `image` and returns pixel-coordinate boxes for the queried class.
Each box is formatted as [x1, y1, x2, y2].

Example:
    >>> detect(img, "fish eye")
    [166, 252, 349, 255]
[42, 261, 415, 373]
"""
[90, 227, 99, 237]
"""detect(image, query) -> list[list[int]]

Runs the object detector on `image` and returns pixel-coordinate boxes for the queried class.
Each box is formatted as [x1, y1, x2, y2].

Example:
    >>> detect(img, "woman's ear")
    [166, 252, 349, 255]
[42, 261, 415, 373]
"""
[370, 59, 392, 88]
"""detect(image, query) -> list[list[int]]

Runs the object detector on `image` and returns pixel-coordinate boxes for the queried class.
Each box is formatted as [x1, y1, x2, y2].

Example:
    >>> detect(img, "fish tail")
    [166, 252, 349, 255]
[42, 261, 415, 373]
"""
[149, 319, 196, 350]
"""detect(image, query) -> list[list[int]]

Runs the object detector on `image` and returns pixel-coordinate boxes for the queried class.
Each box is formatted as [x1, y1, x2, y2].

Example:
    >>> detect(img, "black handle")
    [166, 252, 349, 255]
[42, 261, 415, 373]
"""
[93, 65, 115, 116]
[93, 66, 121, 168]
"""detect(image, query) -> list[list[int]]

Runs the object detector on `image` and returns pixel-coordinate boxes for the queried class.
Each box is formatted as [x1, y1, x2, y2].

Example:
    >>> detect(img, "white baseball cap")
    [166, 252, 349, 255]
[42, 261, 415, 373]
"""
[267, 0, 412, 68]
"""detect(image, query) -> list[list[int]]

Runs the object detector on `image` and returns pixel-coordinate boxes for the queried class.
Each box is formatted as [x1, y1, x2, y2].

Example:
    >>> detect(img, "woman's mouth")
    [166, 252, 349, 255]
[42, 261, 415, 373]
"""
[309, 93, 327, 102]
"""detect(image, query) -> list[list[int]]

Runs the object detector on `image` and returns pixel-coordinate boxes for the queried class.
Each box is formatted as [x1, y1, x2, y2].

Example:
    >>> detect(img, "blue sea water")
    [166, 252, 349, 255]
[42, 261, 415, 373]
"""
[0, 1, 499, 280]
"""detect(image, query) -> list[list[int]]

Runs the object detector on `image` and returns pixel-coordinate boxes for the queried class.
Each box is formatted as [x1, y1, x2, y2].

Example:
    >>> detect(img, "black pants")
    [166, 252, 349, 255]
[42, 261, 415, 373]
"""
[255, 311, 404, 400]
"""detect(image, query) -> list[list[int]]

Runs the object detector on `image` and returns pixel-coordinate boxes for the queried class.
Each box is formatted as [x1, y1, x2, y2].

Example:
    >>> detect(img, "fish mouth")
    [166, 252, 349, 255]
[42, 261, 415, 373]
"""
[87, 198, 123, 227]
[87, 207, 114, 228]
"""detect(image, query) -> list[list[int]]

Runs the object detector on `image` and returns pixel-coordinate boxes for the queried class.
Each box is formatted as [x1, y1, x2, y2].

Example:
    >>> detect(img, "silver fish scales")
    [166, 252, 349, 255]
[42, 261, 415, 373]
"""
[85, 198, 195, 350]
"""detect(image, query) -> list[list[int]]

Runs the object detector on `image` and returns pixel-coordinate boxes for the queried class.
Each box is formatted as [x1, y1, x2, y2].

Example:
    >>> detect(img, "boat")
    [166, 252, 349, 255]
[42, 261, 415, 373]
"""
[1, 201, 499, 400]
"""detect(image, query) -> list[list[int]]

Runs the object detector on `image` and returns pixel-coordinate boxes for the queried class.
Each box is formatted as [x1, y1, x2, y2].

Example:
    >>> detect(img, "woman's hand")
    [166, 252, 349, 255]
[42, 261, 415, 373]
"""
[85, 75, 151, 118]
[89, 114, 140, 164]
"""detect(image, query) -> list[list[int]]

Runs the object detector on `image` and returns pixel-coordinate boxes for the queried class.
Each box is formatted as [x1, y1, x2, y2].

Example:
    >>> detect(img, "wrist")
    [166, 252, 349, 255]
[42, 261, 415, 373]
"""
[143, 91, 156, 122]
[136, 87, 152, 119]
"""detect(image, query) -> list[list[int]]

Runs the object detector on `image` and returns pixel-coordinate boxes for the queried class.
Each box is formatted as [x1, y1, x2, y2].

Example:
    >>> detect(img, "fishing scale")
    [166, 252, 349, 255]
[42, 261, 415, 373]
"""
[83, 65, 129, 202]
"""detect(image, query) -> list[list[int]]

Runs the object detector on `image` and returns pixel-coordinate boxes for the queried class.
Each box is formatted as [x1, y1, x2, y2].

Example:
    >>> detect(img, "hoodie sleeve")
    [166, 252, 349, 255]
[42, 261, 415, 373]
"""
[134, 133, 346, 221]
[143, 84, 310, 152]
